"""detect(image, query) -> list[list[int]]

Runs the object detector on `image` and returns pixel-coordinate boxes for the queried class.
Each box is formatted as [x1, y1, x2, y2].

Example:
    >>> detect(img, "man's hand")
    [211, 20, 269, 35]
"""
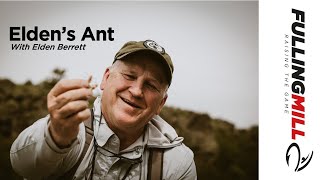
[47, 79, 93, 148]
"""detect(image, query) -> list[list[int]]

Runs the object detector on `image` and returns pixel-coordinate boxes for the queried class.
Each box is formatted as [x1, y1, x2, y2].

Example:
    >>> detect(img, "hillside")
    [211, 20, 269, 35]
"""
[161, 106, 258, 180]
[0, 70, 258, 179]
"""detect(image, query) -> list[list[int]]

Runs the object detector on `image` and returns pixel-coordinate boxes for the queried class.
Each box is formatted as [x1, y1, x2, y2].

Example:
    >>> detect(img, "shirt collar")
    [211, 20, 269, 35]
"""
[92, 97, 145, 159]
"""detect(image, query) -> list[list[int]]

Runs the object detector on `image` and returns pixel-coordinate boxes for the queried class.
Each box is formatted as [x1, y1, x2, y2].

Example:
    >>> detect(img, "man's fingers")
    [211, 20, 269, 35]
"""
[66, 108, 91, 124]
[46, 78, 94, 147]
[47, 87, 92, 112]
[50, 79, 90, 97]
[51, 88, 92, 110]
[58, 100, 89, 118]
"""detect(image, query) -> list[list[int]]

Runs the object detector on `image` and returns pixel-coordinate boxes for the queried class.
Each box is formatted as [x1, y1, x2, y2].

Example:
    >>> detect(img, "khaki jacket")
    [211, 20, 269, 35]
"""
[10, 98, 197, 179]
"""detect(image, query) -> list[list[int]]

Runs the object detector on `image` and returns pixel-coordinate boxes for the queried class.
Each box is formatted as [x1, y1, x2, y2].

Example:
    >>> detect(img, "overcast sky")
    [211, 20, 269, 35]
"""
[0, 1, 258, 128]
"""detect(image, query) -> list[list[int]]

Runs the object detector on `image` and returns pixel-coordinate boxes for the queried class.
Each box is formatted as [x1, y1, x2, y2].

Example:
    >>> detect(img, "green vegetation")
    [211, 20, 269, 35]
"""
[0, 69, 258, 179]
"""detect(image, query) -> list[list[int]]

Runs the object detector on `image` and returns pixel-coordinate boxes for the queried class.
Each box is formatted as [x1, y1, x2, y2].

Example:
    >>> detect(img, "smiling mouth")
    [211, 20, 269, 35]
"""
[121, 97, 142, 109]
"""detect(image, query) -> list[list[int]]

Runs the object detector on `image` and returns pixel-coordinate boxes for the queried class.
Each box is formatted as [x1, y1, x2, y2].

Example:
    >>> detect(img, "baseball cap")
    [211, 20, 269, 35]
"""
[114, 40, 174, 85]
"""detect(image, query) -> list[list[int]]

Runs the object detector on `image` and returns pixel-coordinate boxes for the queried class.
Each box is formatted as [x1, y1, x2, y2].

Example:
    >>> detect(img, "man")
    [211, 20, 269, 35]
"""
[10, 40, 197, 179]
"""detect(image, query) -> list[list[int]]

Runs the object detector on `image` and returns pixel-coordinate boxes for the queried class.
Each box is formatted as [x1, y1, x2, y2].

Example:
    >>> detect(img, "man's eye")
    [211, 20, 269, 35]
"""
[122, 74, 135, 80]
[147, 83, 159, 92]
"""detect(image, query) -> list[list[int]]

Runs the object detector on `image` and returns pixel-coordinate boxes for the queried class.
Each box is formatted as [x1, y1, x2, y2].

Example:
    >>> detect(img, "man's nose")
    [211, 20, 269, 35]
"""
[129, 82, 143, 98]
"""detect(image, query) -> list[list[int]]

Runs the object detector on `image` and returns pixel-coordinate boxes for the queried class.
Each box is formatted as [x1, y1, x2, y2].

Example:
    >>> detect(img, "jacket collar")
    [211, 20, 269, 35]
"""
[92, 97, 183, 155]
[146, 115, 183, 148]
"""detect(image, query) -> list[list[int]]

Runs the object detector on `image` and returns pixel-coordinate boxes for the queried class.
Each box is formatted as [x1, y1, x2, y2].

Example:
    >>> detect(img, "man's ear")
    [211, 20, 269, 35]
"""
[100, 67, 111, 90]
[156, 94, 168, 115]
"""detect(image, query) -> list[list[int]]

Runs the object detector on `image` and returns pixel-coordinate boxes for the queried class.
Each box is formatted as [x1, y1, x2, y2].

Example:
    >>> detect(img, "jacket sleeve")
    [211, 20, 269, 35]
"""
[176, 144, 197, 180]
[163, 144, 197, 180]
[178, 158, 197, 180]
[10, 115, 86, 179]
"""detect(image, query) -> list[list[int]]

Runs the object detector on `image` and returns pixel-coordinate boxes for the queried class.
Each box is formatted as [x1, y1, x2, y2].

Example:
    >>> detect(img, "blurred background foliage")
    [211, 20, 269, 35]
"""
[0, 69, 258, 180]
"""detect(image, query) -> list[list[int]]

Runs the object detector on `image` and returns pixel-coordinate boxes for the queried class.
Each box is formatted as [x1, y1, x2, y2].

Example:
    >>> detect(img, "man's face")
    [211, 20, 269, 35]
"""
[100, 53, 168, 132]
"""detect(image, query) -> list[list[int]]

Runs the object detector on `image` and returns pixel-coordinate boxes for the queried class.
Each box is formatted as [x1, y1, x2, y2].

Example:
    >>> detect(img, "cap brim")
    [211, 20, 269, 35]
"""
[114, 49, 172, 85]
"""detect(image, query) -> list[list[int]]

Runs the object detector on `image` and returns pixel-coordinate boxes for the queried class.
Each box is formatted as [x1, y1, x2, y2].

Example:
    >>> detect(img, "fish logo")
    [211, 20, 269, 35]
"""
[143, 40, 165, 54]
[286, 142, 313, 172]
